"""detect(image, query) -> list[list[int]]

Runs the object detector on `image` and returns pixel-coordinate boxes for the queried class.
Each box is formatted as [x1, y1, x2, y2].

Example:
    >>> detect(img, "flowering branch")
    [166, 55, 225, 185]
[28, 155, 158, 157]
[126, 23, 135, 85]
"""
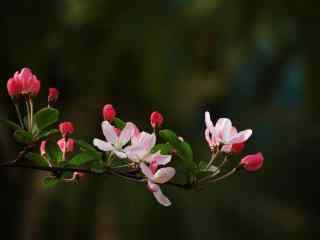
[1, 67, 264, 207]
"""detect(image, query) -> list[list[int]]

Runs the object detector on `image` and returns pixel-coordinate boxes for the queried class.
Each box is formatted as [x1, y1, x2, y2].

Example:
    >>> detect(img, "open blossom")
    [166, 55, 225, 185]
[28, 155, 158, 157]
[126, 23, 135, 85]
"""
[93, 120, 135, 158]
[7, 68, 40, 97]
[57, 138, 76, 153]
[205, 111, 252, 152]
[125, 131, 171, 165]
[140, 162, 175, 207]
[240, 152, 264, 172]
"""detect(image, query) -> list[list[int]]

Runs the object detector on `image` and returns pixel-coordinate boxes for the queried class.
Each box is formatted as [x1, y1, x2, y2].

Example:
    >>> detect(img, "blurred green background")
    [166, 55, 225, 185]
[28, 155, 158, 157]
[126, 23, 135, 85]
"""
[1, 0, 319, 239]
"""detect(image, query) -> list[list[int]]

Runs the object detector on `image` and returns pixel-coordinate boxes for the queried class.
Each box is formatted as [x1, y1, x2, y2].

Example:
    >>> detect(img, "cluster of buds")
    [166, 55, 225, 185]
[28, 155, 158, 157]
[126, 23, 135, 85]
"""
[58, 122, 76, 155]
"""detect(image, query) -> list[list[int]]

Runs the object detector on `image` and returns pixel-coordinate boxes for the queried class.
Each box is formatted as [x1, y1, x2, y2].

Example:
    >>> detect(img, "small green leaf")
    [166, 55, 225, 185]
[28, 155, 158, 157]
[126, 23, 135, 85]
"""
[45, 141, 62, 164]
[43, 177, 59, 189]
[37, 129, 59, 140]
[0, 119, 21, 130]
[159, 129, 196, 172]
[25, 152, 48, 166]
[152, 143, 173, 155]
[113, 117, 125, 129]
[76, 140, 102, 160]
[13, 129, 33, 144]
[34, 107, 59, 131]
[68, 153, 94, 166]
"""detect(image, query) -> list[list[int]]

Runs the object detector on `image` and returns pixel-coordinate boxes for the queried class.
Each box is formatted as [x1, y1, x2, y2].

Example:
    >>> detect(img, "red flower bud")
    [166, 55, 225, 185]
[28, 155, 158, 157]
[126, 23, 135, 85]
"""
[48, 87, 59, 105]
[59, 122, 75, 137]
[240, 152, 264, 172]
[102, 104, 116, 122]
[231, 142, 245, 155]
[40, 140, 47, 156]
[150, 111, 164, 128]
[57, 138, 76, 153]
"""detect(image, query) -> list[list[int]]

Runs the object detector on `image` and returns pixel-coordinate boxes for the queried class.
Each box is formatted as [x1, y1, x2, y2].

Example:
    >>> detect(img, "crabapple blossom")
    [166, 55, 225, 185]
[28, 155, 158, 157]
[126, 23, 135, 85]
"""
[93, 120, 135, 158]
[125, 131, 171, 165]
[205, 111, 252, 152]
[103, 104, 116, 122]
[140, 162, 175, 206]
[240, 152, 264, 172]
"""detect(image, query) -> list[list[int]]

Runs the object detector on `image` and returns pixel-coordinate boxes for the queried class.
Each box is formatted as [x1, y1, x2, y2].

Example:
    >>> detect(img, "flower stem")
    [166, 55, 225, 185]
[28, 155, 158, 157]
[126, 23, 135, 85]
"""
[14, 103, 24, 128]
[25, 101, 31, 131]
[29, 98, 34, 132]
[206, 150, 219, 169]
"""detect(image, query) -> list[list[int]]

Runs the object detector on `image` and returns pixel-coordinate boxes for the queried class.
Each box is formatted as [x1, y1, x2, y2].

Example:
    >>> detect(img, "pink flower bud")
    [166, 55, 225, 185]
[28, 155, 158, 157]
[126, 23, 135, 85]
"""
[231, 142, 245, 155]
[7, 78, 22, 97]
[57, 138, 76, 153]
[40, 140, 47, 156]
[150, 111, 164, 128]
[240, 152, 264, 172]
[59, 122, 75, 137]
[48, 87, 59, 104]
[102, 104, 116, 122]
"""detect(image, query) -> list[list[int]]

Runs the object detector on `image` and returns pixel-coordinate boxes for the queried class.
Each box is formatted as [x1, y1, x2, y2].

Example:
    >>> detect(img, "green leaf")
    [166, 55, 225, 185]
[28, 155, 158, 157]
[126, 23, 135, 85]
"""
[68, 152, 94, 166]
[152, 143, 173, 155]
[159, 129, 196, 172]
[113, 117, 125, 129]
[25, 152, 48, 166]
[43, 177, 59, 189]
[13, 129, 33, 144]
[37, 129, 59, 140]
[76, 140, 102, 160]
[0, 119, 21, 130]
[34, 107, 59, 131]
[45, 141, 62, 164]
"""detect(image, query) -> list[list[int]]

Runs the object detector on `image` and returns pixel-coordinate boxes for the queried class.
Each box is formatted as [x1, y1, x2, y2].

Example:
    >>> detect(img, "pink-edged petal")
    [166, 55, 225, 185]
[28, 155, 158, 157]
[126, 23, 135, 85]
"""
[140, 162, 154, 179]
[146, 151, 171, 165]
[223, 126, 238, 143]
[93, 138, 114, 152]
[153, 167, 176, 184]
[131, 124, 141, 144]
[148, 180, 160, 192]
[229, 129, 252, 144]
[138, 132, 156, 153]
[102, 121, 117, 144]
[221, 144, 232, 153]
[124, 144, 146, 162]
[153, 189, 171, 207]
[113, 150, 127, 159]
[118, 122, 135, 147]
[205, 111, 214, 129]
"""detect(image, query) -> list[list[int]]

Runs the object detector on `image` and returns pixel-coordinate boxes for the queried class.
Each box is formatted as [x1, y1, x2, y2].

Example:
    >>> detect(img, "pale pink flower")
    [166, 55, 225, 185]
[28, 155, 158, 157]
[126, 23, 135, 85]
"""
[140, 162, 175, 207]
[205, 111, 252, 152]
[93, 120, 135, 159]
[125, 131, 171, 165]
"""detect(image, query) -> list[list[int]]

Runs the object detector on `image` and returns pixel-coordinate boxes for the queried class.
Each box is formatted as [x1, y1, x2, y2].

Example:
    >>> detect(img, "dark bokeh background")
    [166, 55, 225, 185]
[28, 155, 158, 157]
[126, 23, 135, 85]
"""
[1, 1, 319, 239]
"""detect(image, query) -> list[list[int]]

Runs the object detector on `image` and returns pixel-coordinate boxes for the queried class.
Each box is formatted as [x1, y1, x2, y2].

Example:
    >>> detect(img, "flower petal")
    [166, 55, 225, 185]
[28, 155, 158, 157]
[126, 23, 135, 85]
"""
[153, 189, 171, 207]
[93, 138, 114, 152]
[221, 144, 232, 153]
[146, 151, 171, 165]
[124, 144, 146, 162]
[205, 111, 214, 129]
[153, 167, 176, 184]
[148, 180, 160, 192]
[118, 122, 135, 147]
[113, 150, 127, 159]
[140, 162, 154, 179]
[138, 132, 156, 153]
[102, 121, 117, 144]
[229, 129, 252, 144]
[215, 118, 232, 141]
